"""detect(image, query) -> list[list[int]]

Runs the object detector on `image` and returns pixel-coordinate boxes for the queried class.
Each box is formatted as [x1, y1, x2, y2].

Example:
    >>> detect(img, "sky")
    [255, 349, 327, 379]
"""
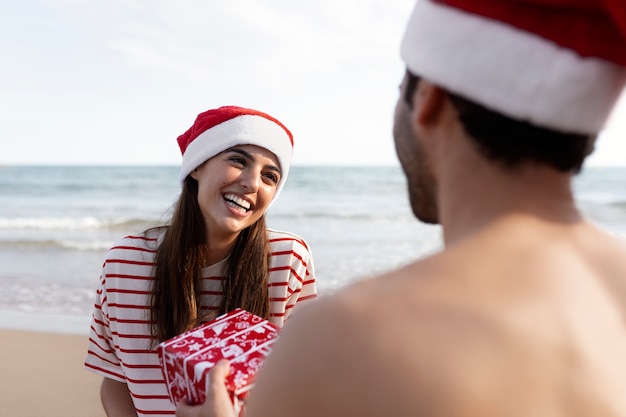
[1, 0, 625, 167]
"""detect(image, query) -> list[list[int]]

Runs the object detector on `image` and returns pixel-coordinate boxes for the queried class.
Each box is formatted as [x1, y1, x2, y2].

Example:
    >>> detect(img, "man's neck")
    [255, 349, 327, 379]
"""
[438, 161, 582, 246]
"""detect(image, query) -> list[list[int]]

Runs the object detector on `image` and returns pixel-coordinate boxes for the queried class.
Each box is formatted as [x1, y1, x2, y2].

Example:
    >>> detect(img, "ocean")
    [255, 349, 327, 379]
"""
[1, 165, 625, 331]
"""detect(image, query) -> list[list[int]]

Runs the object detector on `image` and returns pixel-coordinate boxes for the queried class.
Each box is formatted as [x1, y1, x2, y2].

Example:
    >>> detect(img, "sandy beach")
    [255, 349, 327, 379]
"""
[0, 328, 106, 417]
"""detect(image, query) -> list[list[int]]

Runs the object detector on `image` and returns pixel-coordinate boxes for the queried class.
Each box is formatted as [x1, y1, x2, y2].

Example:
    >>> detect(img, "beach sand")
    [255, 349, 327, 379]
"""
[0, 329, 106, 417]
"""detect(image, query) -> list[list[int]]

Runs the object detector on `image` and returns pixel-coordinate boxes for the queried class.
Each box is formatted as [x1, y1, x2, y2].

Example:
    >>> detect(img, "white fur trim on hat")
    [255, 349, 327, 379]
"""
[179, 114, 293, 201]
[400, 0, 626, 134]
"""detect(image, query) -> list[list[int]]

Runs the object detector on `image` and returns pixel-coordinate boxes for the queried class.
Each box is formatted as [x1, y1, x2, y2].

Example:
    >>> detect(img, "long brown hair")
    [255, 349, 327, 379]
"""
[149, 176, 270, 343]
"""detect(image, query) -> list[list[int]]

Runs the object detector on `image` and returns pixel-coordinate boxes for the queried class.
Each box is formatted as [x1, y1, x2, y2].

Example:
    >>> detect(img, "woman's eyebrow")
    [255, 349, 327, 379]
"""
[229, 148, 253, 160]
[229, 148, 282, 175]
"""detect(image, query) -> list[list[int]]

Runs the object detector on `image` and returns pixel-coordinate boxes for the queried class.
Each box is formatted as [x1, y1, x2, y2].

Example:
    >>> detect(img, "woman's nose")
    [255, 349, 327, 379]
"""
[240, 169, 260, 192]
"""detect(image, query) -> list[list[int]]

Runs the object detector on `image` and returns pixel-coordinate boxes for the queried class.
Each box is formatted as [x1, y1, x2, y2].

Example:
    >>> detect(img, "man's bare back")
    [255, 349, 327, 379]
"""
[248, 217, 626, 417]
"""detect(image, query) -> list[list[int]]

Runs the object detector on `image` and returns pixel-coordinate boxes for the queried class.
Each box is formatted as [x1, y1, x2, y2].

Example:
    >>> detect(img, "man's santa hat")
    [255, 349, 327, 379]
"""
[177, 106, 294, 201]
[400, 0, 626, 134]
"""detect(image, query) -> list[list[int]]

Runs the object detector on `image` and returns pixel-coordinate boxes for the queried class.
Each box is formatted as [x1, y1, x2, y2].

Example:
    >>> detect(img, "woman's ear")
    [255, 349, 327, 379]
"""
[190, 168, 199, 181]
[415, 80, 446, 126]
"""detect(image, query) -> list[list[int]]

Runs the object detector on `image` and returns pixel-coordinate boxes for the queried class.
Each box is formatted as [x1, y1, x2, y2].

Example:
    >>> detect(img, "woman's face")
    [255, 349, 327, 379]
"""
[191, 144, 281, 244]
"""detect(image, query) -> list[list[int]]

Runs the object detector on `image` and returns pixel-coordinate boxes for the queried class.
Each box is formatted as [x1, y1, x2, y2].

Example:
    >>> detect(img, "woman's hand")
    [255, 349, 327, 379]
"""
[176, 360, 237, 417]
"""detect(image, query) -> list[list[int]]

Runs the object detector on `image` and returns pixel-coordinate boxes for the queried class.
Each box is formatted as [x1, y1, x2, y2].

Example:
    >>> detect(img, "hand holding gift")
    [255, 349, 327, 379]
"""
[176, 359, 236, 417]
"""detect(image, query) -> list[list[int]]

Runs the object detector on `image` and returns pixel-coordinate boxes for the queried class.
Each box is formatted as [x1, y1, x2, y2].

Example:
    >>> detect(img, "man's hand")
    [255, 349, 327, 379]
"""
[176, 360, 237, 417]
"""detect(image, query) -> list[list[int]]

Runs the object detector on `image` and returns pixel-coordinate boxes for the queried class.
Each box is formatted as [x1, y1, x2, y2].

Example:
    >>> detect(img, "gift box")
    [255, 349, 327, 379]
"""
[158, 308, 280, 408]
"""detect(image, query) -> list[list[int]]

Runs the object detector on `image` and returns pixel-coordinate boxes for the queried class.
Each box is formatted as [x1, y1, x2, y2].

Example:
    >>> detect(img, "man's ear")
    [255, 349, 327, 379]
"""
[415, 81, 446, 126]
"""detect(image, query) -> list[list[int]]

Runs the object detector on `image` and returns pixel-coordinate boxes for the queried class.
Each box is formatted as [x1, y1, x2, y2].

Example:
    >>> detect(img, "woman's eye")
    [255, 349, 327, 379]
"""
[229, 156, 246, 166]
[263, 172, 279, 184]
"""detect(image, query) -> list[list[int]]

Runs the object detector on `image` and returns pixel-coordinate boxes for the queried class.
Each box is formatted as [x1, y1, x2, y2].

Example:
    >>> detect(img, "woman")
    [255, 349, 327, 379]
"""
[84, 106, 317, 417]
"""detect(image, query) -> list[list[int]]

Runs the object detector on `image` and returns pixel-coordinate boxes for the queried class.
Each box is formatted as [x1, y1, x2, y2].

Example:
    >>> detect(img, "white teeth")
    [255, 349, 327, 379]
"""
[224, 193, 251, 211]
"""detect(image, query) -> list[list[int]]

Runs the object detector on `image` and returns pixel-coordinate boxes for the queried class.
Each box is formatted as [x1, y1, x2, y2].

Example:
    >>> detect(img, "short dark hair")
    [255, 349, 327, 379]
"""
[403, 70, 595, 172]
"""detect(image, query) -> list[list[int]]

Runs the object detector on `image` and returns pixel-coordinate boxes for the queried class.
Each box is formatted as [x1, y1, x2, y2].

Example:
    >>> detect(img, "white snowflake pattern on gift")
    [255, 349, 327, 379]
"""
[232, 369, 249, 389]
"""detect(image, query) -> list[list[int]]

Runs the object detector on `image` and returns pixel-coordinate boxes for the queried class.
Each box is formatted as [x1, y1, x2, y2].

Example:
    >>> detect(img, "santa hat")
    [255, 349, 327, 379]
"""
[400, 0, 626, 134]
[177, 106, 294, 200]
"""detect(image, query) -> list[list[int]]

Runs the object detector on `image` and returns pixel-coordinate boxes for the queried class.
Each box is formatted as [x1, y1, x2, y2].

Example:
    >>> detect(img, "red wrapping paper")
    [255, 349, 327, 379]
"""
[158, 309, 279, 406]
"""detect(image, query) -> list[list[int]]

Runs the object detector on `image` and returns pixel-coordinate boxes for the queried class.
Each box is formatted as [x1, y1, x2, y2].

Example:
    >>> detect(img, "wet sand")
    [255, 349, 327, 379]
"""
[0, 329, 106, 417]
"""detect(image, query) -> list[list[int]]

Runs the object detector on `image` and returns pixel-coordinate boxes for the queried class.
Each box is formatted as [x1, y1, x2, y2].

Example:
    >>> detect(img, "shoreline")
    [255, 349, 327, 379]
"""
[0, 309, 92, 335]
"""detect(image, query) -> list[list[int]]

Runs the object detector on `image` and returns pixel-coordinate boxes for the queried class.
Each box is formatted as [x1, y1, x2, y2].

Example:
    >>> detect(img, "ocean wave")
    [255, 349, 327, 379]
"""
[269, 211, 415, 221]
[0, 238, 113, 251]
[0, 282, 95, 316]
[0, 216, 155, 231]
[611, 201, 626, 210]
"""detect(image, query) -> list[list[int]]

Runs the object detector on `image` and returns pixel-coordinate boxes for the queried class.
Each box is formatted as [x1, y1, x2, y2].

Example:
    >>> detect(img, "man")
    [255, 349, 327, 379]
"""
[179, 0, 626, 416]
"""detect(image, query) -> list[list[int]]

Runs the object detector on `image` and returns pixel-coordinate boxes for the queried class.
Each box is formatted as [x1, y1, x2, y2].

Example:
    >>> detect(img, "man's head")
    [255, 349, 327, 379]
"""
[394, 0, 626, 222]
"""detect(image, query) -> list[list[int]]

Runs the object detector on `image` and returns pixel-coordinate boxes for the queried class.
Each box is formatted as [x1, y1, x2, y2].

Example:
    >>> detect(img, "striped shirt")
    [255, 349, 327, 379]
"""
[84, 228, 317, 416]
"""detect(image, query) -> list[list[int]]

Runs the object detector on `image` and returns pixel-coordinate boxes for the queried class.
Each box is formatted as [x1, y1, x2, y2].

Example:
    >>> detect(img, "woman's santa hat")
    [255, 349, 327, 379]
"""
[400, 0, 626, 134]
[177, 106, 294, 200]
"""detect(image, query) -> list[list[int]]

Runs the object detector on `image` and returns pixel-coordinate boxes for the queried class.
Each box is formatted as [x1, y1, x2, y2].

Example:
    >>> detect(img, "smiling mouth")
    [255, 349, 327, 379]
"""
[224, 193, 252, 212]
